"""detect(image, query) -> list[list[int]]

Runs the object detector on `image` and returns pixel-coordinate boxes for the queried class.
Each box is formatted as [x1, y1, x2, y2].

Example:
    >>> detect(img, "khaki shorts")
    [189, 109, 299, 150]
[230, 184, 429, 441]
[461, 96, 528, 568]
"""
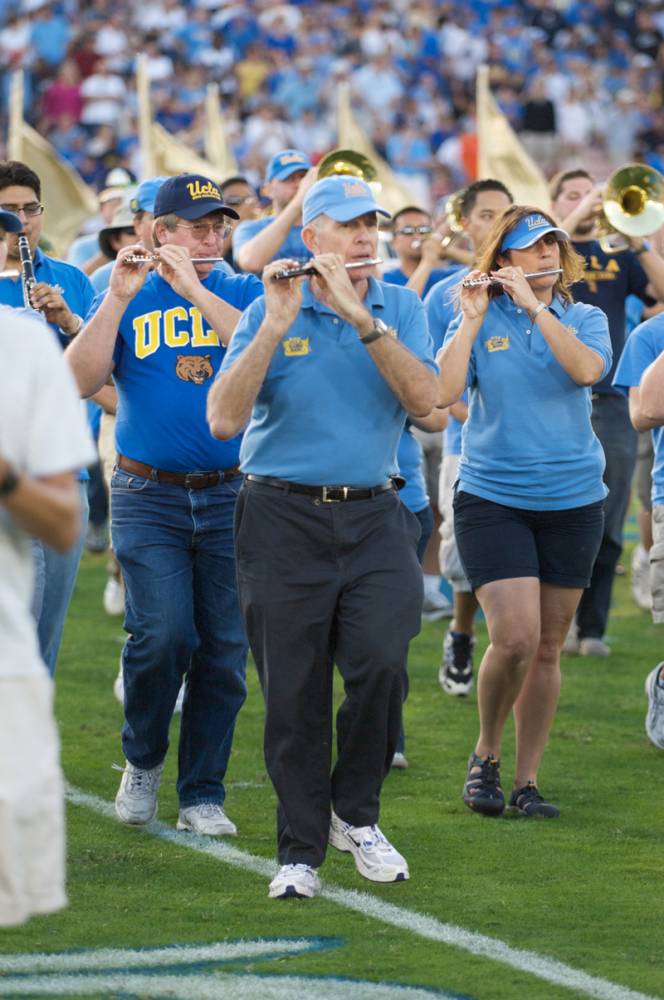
[438, 453, 472, 593]
[651, 505, 664, 624]
[0, 674, 67, 926]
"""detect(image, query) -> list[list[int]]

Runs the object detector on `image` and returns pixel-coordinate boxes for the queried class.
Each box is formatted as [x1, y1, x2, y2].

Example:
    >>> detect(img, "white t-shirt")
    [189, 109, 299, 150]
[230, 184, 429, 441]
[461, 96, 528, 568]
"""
[0, 312, 94, 678]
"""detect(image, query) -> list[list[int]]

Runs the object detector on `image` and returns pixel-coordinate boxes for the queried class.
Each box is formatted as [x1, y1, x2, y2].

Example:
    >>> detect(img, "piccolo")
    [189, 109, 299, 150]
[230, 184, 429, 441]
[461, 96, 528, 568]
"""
[273, 257, 382, 280]
[461, 268, 563, 288]
[123, 254, 226, 264]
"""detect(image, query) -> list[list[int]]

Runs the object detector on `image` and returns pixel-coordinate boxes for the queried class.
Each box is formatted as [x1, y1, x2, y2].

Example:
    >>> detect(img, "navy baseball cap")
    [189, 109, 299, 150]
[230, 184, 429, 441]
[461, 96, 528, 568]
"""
[501, 213, 568, 251]
[0, 209, 23, 233]
[266, 149, 311, 182]
[302, 175, 391, 226]
[130, 176, 168, 214]
[153, 174, 239, 221]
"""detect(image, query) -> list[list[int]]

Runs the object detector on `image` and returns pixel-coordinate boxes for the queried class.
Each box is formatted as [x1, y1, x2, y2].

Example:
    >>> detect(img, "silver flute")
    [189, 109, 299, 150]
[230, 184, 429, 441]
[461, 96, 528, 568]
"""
[273, 257, 382, 280]
[123, 253, 227, 264]
[461, 268, 563, 288]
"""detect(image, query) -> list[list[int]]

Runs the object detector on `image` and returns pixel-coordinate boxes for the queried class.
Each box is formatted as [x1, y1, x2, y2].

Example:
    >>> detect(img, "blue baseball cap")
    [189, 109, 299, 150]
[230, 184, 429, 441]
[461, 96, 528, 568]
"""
[266, 149, 311, 182]
[130, 176, 168, 214]
[302, 174, 391, 226]
[153, 174, 239, 221]
[0, 209, 22, 233]
[501, 213, 568, 252]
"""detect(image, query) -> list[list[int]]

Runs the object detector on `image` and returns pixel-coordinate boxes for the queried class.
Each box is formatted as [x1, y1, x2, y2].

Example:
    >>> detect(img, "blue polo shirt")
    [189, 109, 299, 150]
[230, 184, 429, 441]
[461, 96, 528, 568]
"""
[86, 269, 263, 471]
[232, 217, 310, 268]
[571, 239, 649, 395]
[424, 266, 469, 353]
[613, 315, 664, 506]
[0, 248, 95, 349]
[443, 294, 612, 510]
[220, 278, 437, 486]
[397, 425, 429, 513]
[382, 264, 458, 300]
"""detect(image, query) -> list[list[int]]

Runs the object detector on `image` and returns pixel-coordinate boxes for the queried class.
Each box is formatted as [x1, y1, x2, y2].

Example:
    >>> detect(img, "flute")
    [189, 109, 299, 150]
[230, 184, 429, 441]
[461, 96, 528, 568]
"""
[273, 257, 382, 280]
[461, 268, 563, 288]
[123, 253, 226, 264]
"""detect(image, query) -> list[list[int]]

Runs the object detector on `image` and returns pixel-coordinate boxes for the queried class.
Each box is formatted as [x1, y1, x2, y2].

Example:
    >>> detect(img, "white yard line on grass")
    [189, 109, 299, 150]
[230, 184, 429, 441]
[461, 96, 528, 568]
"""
[64, 784, 658, 1000]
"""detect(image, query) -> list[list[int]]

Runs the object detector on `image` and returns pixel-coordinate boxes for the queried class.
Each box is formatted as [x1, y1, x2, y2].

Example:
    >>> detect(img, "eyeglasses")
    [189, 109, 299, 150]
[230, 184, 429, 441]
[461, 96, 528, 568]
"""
[394, 225, 432, 237]
[174, 221, 232, 239]
[223, 194, 257, 206]
[0, 202, 44, 217]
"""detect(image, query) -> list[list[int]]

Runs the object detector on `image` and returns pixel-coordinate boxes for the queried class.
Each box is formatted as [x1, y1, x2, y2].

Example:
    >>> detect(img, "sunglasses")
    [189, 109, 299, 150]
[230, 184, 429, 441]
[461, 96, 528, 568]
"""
[394, 225, 432, 237]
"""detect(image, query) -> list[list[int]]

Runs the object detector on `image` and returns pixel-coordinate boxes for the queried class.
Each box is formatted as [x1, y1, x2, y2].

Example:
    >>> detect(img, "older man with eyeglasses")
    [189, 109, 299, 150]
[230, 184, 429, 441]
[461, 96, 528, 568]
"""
[67, 174, 263, 836]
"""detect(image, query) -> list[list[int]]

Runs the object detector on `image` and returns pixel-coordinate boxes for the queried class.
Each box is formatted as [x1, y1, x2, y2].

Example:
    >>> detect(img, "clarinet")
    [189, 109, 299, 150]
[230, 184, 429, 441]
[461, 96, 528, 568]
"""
[18, 233, 40, 312]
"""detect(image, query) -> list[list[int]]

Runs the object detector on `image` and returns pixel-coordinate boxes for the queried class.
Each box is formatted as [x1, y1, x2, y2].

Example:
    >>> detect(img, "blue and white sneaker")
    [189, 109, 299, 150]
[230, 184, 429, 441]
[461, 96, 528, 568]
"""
[329, 812, 409, 882]
[268, 864, 320, 899]
[645, 663, 664, 750]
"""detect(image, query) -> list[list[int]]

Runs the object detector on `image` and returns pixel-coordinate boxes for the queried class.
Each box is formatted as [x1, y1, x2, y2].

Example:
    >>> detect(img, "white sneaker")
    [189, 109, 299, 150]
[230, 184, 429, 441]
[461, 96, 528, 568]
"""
[579, 637, 611, 657]
[268, 864, 320, 899]
[114, 760, 163, 825]
[103, 576, 125, 616]
[391, 752, 409, 770]
[631, 544, 652, 611]
[114, 653, 184, 714]
[422, 591, 454, 622]
[562, 621, 580, 655]
[645, 663, 664, 750]
[177, 802, 237, 836]
[329, 812, 409, 883]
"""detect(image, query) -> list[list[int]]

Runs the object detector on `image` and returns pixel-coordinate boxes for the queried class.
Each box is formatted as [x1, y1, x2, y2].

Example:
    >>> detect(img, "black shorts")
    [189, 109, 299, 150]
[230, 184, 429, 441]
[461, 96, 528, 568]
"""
[453, 490, 604, 591]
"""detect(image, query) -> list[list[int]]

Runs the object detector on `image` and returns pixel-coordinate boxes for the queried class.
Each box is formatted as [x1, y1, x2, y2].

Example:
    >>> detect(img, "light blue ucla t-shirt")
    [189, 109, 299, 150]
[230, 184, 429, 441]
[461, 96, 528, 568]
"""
[613, 314, 664, 507]
[443, 294, 612, 510]
[220, 278, 437, 486]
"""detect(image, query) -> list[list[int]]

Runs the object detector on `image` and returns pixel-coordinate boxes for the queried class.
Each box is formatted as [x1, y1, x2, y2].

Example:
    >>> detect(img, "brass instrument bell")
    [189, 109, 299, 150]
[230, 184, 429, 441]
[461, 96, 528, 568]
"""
[598, 163, 664, 253]
[317, 148, 378, 184]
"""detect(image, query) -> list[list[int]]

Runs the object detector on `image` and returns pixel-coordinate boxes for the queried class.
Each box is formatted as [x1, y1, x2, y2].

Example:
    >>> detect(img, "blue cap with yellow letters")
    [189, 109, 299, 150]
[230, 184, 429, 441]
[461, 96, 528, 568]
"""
[266, 149, 311, 182]
[500, 213, 568, 252]
[302, 174, 391, 226]
[153, 174, 240, 221]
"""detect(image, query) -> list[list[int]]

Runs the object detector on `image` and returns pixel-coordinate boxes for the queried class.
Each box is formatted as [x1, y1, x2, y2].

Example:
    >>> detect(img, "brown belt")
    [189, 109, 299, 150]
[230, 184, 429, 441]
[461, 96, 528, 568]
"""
[117, 454, 241, 489]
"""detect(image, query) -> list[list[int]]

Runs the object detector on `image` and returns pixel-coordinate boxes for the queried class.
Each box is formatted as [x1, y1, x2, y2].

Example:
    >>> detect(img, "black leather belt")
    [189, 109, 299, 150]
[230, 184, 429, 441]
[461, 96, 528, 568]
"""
[117, 454, 241, 489]
[246, 474, 395, 503]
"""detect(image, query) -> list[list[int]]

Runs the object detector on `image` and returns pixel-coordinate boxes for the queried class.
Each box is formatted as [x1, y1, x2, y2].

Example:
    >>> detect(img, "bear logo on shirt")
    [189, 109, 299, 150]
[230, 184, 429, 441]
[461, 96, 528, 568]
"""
[175, 355, 214, 384]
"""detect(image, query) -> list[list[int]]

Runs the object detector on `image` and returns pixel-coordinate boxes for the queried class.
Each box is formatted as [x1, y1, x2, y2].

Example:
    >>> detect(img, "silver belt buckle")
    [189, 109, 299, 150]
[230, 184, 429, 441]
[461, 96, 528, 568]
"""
[322, 485, 348, 502]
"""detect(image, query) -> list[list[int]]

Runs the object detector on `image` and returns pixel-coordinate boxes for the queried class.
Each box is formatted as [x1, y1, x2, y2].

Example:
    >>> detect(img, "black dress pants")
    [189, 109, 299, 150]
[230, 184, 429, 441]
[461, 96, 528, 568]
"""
[234, 479, 423, 867]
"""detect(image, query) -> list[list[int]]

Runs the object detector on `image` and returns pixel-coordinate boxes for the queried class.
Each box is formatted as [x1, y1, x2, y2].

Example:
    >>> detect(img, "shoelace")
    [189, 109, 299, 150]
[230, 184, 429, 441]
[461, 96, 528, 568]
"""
[281, 863, 314, 876]
[112, 763, 161, 794]
[349, 824, 388, 851]
[193, 803, 223, 819]
[514, 782, 545, 808]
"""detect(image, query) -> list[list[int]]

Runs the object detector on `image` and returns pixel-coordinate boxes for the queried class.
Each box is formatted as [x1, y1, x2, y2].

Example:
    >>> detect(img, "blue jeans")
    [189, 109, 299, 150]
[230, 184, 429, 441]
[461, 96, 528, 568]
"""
[31, 481, 89, 677]
[111, 469, 248, 808]
[576, 394, 637, 639]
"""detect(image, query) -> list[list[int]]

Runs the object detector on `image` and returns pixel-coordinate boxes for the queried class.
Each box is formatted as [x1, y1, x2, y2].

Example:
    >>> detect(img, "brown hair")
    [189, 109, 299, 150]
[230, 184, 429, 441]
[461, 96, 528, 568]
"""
[549, 168, 594, 203]
[474, 204, 585, 305]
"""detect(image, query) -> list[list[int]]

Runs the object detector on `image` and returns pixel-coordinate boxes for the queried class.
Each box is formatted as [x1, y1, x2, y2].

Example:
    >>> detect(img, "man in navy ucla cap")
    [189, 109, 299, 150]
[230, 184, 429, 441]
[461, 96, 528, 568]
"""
[67, 173, 263, 837]
[209, 175, 438, 900]
[233, 148, 315, 274]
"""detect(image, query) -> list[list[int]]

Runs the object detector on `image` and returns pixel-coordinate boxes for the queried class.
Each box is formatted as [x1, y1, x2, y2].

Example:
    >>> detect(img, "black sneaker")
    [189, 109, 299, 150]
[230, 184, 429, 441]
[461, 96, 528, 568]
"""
[508, 782, 560, 818]
[439, 630, 475, 696]
[462, 752, 505, 816]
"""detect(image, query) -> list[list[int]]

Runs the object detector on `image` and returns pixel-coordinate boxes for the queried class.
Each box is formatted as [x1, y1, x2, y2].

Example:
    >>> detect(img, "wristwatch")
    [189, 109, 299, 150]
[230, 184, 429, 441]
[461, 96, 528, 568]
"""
[530, 302, 548, 323]
[360, 318, 396, 344]
[0, 463, 20, 497]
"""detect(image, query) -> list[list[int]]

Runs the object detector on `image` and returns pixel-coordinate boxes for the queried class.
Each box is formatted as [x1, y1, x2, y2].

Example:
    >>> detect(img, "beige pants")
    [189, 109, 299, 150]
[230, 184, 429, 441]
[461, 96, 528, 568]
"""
[438, 453, 472, 593]
[0, 674, 67, 926]
[651, 505, 664, 624]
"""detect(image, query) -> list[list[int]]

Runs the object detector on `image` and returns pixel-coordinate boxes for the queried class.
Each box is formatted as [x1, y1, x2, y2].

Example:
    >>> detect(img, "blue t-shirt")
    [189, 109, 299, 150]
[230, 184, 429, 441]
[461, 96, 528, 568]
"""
[232, 217, 310, 268]
[443, 294, 612, 510]
[613, 314, 664, 507]
[0, 248, 95, 349]
[382, 264, 458, 300]
[424, 266, 469, 354]
[397, 425, 428, 513]
[220, 278, 437, 486]
[571, 240, 649, 395]
[87, 269, 263, 471]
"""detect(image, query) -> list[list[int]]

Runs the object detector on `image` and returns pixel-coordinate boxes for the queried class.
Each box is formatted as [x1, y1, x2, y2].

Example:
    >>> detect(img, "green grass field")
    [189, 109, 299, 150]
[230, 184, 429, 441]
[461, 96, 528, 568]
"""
[1, 542, 662, 1000]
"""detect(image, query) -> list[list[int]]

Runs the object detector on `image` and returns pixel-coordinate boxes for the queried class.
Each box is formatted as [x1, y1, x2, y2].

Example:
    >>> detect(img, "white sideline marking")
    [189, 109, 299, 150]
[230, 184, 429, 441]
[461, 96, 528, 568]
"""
[65, 785, 659, 1000]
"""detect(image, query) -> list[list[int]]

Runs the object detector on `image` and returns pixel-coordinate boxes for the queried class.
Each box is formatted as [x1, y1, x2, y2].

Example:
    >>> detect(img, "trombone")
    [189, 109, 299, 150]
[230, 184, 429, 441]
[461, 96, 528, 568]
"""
[596, 163, 664, 254]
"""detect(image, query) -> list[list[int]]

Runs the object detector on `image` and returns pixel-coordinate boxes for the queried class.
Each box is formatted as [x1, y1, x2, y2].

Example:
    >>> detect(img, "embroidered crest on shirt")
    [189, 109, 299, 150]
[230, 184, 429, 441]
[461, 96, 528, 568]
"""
[485, 335, 510, 353]
[175, 354, 214, 383]
[282, 336, 310, 356]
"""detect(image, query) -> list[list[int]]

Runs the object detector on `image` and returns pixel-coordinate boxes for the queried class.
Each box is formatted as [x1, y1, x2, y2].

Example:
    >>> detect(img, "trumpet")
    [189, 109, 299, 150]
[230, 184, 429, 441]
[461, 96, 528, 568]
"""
[596, 163, 664, 254]
[273, 258, 381, 281]
[412, 188, 467, 250]
[461, 268, 563, 289]
[123, 253, 226, 264]
[317, 148, 377, 184]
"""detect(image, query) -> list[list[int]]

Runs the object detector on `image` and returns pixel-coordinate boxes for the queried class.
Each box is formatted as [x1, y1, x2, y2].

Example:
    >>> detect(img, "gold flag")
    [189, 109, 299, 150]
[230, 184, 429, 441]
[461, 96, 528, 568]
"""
[8, 70, 98, 255]
[476, 65, 550, 209]
[136, 56, 227, 183]
[335, 82, 414, 215]
[204, 84, 238, 179]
